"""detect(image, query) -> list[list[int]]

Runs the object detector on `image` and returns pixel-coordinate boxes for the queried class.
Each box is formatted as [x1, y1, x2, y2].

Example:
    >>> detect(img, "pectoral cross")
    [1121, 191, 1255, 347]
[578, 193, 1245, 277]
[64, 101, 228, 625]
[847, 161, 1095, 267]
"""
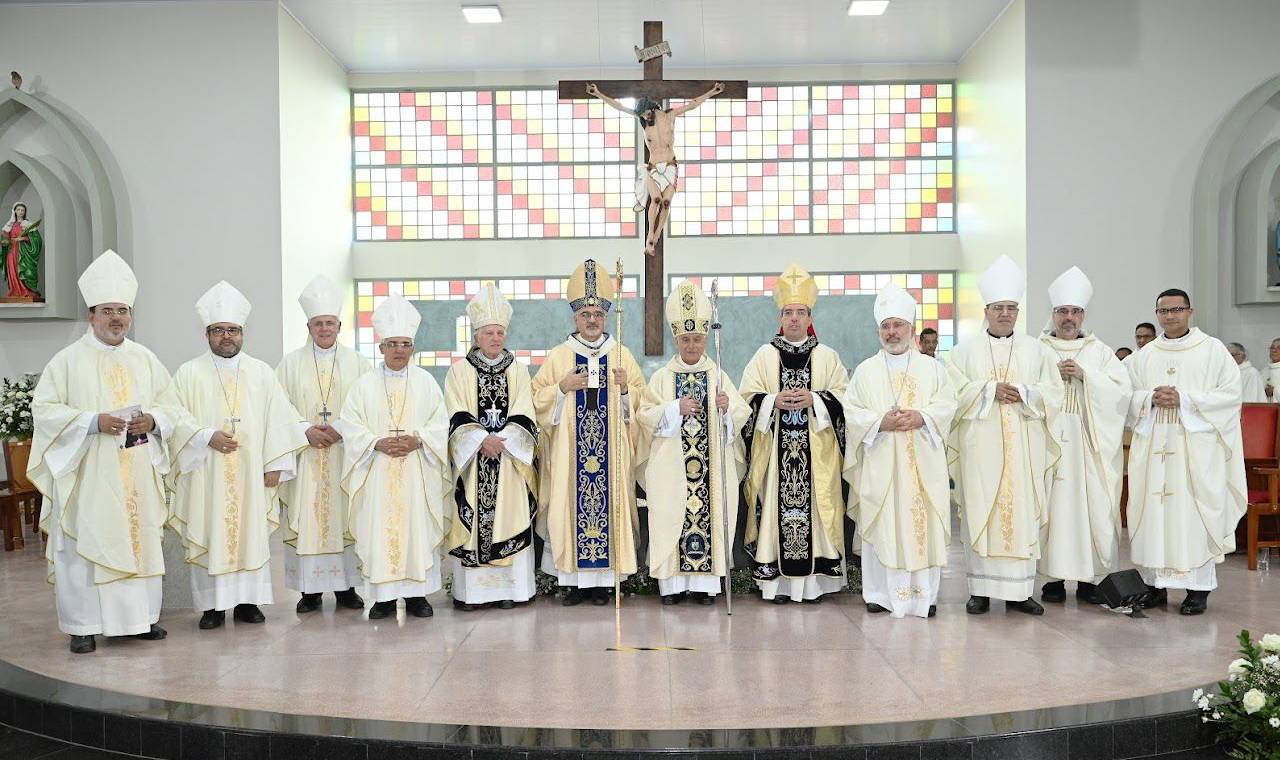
[318, 407, 332, 424]
[389, 427, 405, 437]
[484, 404, 503, 429]
[1152, 489, 1175, 505]
[225, 417, 240, 435]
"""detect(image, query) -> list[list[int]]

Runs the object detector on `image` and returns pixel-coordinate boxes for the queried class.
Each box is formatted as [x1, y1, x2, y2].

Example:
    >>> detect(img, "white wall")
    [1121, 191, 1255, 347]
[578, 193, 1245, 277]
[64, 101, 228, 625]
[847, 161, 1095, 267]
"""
[278, 5, 352, 351]
[0, 0, 283, 376]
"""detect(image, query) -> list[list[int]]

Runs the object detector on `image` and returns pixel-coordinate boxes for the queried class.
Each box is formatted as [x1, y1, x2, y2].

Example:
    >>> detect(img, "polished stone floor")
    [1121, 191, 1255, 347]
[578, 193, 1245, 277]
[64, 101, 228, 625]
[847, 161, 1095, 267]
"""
[0, 524, 1276, 731]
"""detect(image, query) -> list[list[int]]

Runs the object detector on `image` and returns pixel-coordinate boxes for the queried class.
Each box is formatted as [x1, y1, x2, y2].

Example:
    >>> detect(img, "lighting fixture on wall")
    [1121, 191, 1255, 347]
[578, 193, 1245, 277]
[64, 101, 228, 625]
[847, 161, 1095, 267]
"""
[847, 1, 889, 16]
[462, 5, 503, 23]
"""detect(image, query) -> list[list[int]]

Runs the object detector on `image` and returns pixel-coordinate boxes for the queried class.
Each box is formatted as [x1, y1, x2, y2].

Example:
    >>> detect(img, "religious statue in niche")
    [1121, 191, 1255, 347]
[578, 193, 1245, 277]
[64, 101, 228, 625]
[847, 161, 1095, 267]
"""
[1, 202, 43, 301]
[586, 81, 724, 256]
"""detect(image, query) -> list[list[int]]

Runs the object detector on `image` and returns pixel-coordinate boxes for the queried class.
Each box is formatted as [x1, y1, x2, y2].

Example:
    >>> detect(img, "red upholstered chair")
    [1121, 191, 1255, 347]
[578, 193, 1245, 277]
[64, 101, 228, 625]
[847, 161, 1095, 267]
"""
[1241, 403, 1280, 570]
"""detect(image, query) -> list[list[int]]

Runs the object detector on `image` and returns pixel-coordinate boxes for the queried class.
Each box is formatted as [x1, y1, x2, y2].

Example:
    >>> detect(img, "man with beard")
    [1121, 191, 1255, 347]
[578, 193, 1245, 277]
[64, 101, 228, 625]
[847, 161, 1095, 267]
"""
[842, 284, 956, 618]
[169, 281, 307, 629]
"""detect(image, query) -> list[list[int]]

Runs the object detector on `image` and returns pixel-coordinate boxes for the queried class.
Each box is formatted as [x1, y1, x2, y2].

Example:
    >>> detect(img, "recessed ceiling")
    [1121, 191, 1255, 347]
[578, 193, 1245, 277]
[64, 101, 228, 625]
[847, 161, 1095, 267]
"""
[282, 0, 1013, 73]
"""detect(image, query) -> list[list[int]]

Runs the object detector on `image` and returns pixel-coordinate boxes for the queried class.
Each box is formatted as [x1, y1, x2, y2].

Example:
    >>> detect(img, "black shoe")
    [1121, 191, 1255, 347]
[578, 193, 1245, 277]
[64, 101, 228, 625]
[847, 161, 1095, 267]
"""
[592, 587, 611, 606]
[233, 604, 265, 624]
[1041, 580, 1066, 603]
[498, 599, 516, 610]
[803, 596, 822, 604]
[561, 587, 585, 606]
[771, 595, 791, 605]
[695, 593, 714, 606]
[1141, 586, 1168, 609]
[405, 597, 434, 618]
[69, 635, 95, 654]
[452, 599, 478, 612]
[661, 594, 681, 606]
[133, 624, 167, 641]
[335, 588, 365, 610]
[866, 602, 888, 614]
[198, 610, 225, 630]
[1076, 582, 1102, 604]
[928, 605, 937, 618]
[1007, 598, 1045, 616]
[1180, 591, 1209, 616]
[966, 595, 990, 614]
[368, 600, 395, 620]
[295, 593, 322, 614]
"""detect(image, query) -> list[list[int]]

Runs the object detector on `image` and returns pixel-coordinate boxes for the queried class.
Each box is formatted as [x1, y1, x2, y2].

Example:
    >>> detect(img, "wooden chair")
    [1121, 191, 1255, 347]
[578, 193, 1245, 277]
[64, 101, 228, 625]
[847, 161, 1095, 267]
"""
[0, 441, 42, 551]
[1241, 402, 1280, 570]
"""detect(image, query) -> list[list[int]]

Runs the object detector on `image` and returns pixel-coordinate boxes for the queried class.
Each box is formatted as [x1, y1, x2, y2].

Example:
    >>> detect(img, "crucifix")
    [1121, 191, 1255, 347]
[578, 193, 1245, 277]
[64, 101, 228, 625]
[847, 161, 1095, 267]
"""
[318, 407, 333, 424]
[560, 21, 747, 355]
[225, 416, 240, 435]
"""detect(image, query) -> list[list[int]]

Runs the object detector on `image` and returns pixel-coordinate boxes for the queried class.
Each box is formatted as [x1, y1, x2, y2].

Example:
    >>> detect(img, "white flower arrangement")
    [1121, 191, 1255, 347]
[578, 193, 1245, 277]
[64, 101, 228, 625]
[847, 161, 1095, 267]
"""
[1198, 630, 1280, 759]
[0, 373, 38, 440]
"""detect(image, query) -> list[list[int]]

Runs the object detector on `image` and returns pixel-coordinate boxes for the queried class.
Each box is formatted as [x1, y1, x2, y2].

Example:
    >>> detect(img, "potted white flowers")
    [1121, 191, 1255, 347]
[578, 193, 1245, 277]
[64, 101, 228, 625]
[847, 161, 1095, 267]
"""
[1196, 630, 1280, 759]
[0, 373, 38, 489]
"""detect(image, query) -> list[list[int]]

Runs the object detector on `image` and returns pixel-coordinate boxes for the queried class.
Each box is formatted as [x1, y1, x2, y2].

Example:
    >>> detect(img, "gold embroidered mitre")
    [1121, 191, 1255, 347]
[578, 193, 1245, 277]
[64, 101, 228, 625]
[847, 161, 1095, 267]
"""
[466, 283, 513, 331]
[567, 258, 615, 313]
[773, 263, 818, 310]
[666, 280, 712, 337]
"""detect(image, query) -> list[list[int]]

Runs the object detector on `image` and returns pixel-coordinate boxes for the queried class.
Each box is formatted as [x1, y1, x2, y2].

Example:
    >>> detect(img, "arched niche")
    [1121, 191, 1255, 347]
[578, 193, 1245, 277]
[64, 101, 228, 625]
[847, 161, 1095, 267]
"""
[1233, 138, 1280, 304]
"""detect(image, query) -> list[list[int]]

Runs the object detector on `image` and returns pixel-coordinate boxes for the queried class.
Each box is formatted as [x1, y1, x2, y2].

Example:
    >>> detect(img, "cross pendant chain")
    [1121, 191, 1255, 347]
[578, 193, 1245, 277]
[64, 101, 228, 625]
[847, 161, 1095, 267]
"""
[318, 406, 332, 424]
[226, 417, 241, 435]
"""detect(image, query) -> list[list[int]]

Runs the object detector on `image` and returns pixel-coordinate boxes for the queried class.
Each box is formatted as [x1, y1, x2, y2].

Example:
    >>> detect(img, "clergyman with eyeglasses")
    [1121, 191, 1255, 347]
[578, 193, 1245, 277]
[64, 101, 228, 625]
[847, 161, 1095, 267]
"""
[1124, 288, 1246, 616]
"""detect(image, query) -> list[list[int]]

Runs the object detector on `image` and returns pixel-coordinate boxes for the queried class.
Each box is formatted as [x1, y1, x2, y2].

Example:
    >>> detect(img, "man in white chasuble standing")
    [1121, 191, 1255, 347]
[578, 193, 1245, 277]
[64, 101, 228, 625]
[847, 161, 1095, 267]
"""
[636, 281, 749, 605]
[1126, 288, 1246, 615]
[739, 263, 850, 604]
[29, 251, 178, 653]
[1036, 267, 1131, 606]
[443, 285, 539, 611]
[947, 255, 1061, 616]
[341, 294, 450, 620]
[531, 259, 646, 607]
[842, 283, 956, 619]
[276, 275, 371, 614]
[169, 281, 308, 630]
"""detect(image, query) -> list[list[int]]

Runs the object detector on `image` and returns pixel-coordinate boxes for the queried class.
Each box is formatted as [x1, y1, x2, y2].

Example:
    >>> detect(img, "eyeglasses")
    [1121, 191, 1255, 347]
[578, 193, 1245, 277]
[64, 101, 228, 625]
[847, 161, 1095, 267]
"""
[96, 307, 131, 316]
[207, 326, 242, 336]
[1053, 308, 1084, 317]
[1154, 307, 1190, 316]
[381, 340, 414, 349]
[577, 311, 607, 321]
[987, 305, 1019, 314]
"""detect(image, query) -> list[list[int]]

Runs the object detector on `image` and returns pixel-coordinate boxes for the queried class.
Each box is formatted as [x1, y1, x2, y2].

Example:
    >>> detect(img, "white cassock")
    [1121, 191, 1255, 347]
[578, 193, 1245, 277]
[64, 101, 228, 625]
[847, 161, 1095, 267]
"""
[1126, 328, 1247, 590]
[1038, 331, 1132, 584]
[275, 342, 371, 594]
[341, 363, 450, 603]
[28, 332, 179, 636]
[1238, 361, 1267, 403]
[169, 352, 306, 611]
[843, 350, 956, 618]
[948, 333, 1062, 601]
[1268, 361, 1280, 402]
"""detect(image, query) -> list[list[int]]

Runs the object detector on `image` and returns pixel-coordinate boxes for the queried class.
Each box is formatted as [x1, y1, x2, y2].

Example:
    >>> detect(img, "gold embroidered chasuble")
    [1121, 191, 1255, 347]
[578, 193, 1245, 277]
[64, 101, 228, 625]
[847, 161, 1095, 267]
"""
[340, 365, 450, 586]
[168, 353, 308, 575]
[275, 342, 371, 556]
[842, 350, 957, 572]
[636, 356, 750, 580]
[947, 333, 1062, 560]
[28, 332, 181, 584]
[1125, 328, 1247, 571]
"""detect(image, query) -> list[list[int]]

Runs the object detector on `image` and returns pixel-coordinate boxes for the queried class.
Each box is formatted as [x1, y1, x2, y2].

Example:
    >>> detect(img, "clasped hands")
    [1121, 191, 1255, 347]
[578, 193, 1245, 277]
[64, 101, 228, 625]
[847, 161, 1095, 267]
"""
[994, 382, 1024, 405]
[96, 412, 155, 437]
[1057, 359, 1084, 381]
[204, 430, 280, 486]
[375, 435, 422, 458]
[879, 408, 925, 432]
[1152, 385, 1181, 409]
[305, 424, 342, 449]
[679, 391, 730, 416]
[559, 367, 629, 394]
[774, 388, 814, 411]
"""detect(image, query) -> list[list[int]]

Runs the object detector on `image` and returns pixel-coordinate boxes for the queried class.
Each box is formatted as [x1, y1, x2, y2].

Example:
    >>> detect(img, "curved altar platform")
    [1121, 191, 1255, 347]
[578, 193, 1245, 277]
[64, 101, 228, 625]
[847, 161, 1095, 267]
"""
[0, 534, 1264, 759]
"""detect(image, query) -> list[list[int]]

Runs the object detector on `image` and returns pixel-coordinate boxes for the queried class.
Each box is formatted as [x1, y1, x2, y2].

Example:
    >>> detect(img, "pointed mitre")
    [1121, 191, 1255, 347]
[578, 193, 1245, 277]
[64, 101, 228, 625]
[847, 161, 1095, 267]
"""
[466, 283, 513, 331]
[873, 282, 917, 325]
[1047, 266, 1093, 310]
[78, 250, 138, 308]
[195, 280, 251, 326]
[566, 259, 615, 313]
[298, 274, 344, 320]
[977, 255, 1025, 305]
[372, 293, 421, 340]
[773, 262, 818, 310]
[666, 280, 712, 337]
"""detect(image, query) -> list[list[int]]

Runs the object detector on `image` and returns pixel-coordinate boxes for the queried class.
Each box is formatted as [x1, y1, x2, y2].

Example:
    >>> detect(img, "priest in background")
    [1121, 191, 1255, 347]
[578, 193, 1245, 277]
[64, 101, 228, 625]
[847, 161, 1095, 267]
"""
[276, 275, 370, 614]
[740, 263, 850, 604]
[948, 255, 1060, 616]
[444, 285, 539, 611]
[341, 294, 450, 620]
[1226, 342, 1267, 403]
[169, 281, 307, 629]
[1036, 267, 1130, 606]
[636, 281, 749, 605]
[1267, 338, 1280, 400]
[532, 259, 646, 607]
[843, 284, 955, 619]
[1126, 289, 1246, 615]
[29, 251, 177, 652]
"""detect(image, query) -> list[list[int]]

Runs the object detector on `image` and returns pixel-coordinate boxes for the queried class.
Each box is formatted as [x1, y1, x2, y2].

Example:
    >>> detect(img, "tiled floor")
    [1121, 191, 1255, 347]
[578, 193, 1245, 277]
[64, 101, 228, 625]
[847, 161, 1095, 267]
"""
[0, 526, 1275, 731]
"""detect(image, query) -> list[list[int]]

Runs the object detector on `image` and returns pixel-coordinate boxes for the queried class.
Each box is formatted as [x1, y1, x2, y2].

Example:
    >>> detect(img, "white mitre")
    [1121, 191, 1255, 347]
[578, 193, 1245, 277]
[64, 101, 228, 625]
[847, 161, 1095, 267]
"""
[298, 274, 344, 320]
[373, 293, 421, 340]
[78, 249, 138, 308]
[977, 254, 1025, 305]
[196, 280, 252, 326]
[466, 283, 513, 331]
[873, 282, 917, 325]
[1047, 266, 1093, 309]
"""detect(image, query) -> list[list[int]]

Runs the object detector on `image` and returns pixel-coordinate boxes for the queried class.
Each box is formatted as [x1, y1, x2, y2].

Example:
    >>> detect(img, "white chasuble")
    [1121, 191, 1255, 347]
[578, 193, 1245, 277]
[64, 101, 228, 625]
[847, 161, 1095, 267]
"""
[1239, 362, 1267, 404]
[947, 333, 1062, 601]
[29, 332, 180, 636]
[531, 335, 646, 588]
[169, 352, 307, 611]
[739, 337, 849, 601]
[1039, 332, 1132, 584]
[275, 342, 371, 593]
[842, 349, 956, 617]
[341, 364, 450, 602]
[444, 351, 539, 604]
[636, 356, 750, 595]
[1126, 328, 1247, 589]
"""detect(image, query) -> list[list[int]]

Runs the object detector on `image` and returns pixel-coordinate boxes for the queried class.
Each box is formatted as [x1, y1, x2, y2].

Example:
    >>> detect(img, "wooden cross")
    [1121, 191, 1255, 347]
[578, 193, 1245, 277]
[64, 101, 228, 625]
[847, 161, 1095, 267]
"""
[225, 416, 240, 435]
[559, 21, 747, 355]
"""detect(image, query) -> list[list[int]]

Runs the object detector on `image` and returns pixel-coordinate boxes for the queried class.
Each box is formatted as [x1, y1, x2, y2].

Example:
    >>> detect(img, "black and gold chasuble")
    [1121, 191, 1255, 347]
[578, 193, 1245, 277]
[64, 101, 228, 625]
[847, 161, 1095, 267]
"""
[674, 370, 714, 573]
